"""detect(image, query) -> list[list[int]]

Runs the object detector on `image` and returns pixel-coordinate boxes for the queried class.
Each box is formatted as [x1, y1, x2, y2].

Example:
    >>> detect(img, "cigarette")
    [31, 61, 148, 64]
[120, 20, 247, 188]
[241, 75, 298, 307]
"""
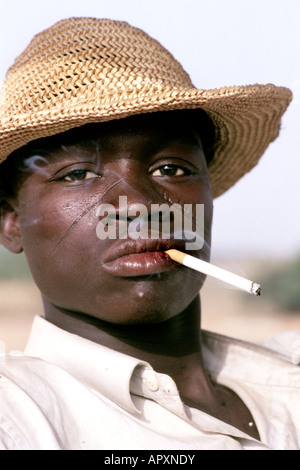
[165, 249, 261, 296]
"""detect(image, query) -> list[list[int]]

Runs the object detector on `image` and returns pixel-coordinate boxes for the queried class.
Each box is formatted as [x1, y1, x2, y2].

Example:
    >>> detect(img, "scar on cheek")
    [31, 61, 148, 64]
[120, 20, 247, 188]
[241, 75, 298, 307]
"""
[51, 177, 125, 254]
[161, 190, 181, 206]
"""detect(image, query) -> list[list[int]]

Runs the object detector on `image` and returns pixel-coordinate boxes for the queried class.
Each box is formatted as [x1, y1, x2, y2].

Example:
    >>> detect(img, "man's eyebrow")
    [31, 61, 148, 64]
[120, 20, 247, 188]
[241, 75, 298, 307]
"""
[16, 128, 203, 171]
[149, 132, 203, 152]
[20, 143, 101, 167]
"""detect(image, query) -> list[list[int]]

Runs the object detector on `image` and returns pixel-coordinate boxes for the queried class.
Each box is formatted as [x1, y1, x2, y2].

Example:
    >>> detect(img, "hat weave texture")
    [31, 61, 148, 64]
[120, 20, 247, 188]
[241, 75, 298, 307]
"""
[0, 17, 292, 197]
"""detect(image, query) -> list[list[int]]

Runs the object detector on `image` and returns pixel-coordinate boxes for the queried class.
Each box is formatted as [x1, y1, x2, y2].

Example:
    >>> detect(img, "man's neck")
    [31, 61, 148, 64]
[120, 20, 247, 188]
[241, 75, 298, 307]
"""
[42, 296, 261, 440]
[43, 296, 213, 400]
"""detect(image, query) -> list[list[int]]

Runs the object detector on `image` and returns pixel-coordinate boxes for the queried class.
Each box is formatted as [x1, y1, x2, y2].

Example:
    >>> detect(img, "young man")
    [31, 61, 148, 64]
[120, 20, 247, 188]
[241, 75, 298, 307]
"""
[0, 17, 298, 450]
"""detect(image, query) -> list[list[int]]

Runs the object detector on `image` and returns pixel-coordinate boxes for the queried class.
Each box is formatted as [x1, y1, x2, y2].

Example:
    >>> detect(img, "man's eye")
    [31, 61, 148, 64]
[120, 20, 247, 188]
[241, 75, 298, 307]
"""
[151, 165, 189, 177]
[63, 170, 99, 182]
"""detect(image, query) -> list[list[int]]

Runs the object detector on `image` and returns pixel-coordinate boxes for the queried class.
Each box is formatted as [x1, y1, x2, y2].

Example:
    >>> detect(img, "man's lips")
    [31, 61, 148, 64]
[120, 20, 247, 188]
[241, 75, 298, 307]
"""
[103, 251, 176, 277]
[102, 240, 185, 277]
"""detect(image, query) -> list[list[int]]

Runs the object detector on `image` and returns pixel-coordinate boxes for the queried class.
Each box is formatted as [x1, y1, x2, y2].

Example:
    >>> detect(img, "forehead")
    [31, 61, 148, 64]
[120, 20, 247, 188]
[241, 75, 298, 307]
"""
[29, 111, 203, 158]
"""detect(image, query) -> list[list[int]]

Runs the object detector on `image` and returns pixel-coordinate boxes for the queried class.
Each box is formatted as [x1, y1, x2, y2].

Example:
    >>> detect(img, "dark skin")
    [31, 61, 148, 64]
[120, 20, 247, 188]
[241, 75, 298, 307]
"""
[0, 111, 260, 440]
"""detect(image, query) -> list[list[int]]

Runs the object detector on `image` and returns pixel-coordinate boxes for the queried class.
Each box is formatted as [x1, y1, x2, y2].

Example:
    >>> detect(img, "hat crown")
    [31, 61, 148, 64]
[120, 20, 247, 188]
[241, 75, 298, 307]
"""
[0, 17, 292, 198]
[1, 17, 193, 115]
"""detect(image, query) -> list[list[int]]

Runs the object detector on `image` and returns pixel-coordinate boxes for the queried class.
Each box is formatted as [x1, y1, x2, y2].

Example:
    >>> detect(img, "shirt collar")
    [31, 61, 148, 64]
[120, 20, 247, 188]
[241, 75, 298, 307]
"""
[25, 316, 153, 414]
[25, 315, 299, 423]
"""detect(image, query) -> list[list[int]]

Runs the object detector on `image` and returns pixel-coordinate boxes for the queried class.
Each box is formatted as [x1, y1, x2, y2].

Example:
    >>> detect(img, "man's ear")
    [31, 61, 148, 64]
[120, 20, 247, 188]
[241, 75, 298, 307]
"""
[0, 198, 23, 254]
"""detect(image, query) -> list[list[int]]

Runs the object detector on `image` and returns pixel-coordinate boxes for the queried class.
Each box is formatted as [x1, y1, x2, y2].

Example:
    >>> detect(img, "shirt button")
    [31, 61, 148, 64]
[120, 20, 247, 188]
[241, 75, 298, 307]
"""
[145, 376, 159, 392]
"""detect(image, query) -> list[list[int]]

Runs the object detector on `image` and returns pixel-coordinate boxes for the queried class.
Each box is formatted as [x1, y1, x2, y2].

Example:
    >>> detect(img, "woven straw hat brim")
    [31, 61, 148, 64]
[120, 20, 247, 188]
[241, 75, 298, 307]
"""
[0, 17, 293, 198]
[0, 83, 292, 198]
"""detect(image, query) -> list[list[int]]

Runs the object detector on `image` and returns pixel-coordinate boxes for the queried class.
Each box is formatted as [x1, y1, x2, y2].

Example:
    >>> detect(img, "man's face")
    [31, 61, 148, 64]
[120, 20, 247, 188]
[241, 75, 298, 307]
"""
[10, 112, 213, 325]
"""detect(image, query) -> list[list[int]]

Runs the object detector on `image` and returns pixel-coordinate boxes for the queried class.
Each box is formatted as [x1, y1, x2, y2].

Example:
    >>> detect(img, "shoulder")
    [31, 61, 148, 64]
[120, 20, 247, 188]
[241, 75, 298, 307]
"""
[262, 330, 300, 365]
[0, 354, 61, 449]
[202, 329, 300, 382]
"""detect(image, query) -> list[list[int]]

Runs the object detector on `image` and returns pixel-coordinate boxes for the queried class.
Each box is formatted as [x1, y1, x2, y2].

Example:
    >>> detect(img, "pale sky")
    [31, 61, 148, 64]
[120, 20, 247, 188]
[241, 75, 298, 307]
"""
[0, 0, 299, 259]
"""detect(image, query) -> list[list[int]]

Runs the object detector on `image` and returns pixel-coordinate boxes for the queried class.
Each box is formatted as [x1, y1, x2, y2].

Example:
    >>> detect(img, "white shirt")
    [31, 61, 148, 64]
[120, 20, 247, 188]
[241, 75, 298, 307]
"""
[0, 316, 300, 450]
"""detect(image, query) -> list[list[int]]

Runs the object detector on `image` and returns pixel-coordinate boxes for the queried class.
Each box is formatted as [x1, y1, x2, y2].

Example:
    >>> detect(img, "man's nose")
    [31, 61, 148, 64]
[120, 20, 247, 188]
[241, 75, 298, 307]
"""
[101, 161, 163, 212]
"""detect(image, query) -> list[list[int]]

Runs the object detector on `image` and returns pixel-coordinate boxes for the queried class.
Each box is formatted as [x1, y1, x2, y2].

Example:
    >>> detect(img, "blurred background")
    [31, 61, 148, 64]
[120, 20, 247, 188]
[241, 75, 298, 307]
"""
[0, 0, 299, 352]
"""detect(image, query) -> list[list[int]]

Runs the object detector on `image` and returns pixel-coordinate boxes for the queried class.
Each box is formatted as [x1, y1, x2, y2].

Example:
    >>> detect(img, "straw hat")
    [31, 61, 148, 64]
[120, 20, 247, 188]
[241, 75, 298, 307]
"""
[0, 17, 292, 197]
